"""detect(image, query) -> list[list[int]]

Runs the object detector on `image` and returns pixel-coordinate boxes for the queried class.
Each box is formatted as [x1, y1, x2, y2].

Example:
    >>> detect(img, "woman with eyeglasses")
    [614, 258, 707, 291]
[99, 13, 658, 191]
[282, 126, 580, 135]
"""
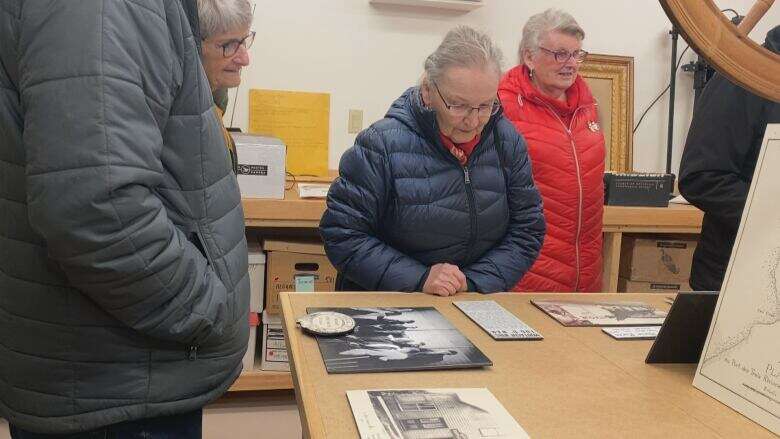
[321, 26, 545, 296]
[198, 0, 254, 172]
[499, 9, 606, 293]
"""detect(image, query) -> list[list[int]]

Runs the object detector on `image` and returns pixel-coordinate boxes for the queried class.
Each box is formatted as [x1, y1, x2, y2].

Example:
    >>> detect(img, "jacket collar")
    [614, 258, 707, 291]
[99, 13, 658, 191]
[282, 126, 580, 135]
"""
[501, 64, 594, 116]
[180, 0, 202, 53]
[387, 86, 502, 151]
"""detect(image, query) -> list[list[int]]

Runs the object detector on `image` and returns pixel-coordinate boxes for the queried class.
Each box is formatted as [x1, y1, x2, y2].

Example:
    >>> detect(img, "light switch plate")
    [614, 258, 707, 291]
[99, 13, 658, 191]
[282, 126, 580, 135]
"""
[348, 109, 363, 134]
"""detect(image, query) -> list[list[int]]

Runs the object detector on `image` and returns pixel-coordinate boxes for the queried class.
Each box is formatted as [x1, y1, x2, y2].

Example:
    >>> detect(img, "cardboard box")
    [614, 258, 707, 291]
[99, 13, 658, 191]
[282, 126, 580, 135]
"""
[618, 278, 690, 293]
[232, 133, 286, 199]
[263, 239, 337, 315]
[260, 310, 289, 371]
[619, 234, 698, 283]
[247, 238, 266, 313]
[242, 312, 260, 372]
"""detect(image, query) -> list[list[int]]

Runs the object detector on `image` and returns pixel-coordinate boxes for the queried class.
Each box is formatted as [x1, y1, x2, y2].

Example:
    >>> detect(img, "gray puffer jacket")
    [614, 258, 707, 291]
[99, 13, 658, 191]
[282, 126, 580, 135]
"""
[0, 0, 249, 433]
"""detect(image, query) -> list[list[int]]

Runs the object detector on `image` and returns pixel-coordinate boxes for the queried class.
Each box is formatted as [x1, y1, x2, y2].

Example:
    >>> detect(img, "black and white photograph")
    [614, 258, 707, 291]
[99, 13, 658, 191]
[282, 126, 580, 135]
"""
[308, 307, 492, 373]
[347, 388, 529, 439]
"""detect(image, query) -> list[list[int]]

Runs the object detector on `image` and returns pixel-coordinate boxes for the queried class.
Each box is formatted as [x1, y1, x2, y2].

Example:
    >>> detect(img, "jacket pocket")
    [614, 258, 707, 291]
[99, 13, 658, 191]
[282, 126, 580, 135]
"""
[188, 229, 236, 326]
[189, 231, 210, 264]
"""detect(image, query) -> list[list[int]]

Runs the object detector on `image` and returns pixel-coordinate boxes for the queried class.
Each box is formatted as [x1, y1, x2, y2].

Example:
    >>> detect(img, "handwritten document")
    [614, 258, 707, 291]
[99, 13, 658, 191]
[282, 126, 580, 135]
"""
[249, 89, 329, 176]
[694, 126, 780, 434]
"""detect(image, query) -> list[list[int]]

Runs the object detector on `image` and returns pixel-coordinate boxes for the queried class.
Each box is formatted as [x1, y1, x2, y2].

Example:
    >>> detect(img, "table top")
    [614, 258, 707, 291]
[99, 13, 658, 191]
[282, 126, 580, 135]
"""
[279, 292, 771, 439]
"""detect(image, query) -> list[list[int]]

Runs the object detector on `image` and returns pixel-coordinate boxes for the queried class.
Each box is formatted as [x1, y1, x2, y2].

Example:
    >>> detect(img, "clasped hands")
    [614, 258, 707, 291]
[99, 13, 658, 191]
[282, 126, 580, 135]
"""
[422, 263, 468, 296]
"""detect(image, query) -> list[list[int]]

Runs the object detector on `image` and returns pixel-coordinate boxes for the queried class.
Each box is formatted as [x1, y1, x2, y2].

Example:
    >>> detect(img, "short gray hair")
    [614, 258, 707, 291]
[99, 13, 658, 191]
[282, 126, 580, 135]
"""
[518, 9, 585, 59]
[198, 0, 253, 40]
[423, 25, 504, 84]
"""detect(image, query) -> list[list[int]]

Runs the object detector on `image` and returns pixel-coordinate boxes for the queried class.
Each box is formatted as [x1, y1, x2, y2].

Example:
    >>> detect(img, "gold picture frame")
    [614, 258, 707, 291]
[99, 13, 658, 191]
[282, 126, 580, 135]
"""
[579, 53, 634, 172]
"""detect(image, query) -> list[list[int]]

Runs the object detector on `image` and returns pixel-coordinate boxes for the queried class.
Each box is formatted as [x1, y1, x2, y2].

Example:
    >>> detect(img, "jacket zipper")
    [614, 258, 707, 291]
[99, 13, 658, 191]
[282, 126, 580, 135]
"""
[463, 166, 478, 263]
[189, 226, 214, 359]
[532, 98, 591, 291]
[429, 117, 498, 264]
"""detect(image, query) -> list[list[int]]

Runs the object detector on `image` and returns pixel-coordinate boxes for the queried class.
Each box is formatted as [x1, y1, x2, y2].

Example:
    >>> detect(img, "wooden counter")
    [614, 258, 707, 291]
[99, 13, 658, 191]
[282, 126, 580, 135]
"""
[242, 189, 703, 293]
[242, 187, 703, 232]
[279, 292, 771, 439]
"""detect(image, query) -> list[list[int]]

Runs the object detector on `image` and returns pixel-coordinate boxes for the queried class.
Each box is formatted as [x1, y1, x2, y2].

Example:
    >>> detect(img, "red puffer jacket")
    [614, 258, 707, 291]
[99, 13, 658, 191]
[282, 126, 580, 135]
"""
[499, 65, 605, 292]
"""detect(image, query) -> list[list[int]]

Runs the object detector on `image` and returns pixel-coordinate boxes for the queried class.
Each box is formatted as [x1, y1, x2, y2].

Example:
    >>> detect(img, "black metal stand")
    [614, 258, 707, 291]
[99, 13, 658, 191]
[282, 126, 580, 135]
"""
[666, 28, 678, 176]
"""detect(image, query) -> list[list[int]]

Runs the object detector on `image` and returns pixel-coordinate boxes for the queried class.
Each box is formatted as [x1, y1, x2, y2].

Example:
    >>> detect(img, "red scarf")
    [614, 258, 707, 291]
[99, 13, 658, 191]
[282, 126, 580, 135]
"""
[439, 132, 480, 165]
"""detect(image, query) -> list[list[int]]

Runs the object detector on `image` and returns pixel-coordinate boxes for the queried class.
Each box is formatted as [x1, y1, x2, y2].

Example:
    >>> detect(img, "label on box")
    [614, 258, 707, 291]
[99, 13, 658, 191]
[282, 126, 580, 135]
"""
[649, 283, 682, 290]
[294, 274, 316, 292]
[264, 327, 288, 362]
[602, 326, 660, 340]
[266, 349, 288, 362]
[454, 300, 542, 340]
[267, 338, 286, 349]
[657, 241, 688, 249]
[237, 164, 268, 176]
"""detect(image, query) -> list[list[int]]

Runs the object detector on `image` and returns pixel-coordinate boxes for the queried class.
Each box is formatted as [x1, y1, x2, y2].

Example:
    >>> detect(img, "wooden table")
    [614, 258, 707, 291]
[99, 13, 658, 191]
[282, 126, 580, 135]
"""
[279, 292, 772, 438]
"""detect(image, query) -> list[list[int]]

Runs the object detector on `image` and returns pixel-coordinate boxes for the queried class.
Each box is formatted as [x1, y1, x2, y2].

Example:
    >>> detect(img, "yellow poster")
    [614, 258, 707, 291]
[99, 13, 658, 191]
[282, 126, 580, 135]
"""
[249, 89, 329, 177]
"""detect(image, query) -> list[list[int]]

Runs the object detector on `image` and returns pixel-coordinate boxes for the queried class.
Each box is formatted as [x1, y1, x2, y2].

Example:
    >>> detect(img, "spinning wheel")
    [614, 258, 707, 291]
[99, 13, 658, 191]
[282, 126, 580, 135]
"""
[660, 0, 780, 102]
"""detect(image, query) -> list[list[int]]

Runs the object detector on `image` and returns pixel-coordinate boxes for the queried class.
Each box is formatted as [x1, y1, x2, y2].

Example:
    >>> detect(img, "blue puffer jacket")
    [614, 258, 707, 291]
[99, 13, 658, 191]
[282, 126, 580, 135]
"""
[320, 87, 546, 293]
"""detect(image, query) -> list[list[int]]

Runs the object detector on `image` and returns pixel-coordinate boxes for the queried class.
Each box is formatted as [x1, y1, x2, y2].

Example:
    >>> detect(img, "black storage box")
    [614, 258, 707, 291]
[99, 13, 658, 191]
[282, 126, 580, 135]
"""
[604, 173, 674, 207]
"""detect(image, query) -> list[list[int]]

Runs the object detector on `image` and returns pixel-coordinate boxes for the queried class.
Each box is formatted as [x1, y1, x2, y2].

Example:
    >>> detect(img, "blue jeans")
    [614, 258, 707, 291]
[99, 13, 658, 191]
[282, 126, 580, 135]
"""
[9, 409, 202, 439]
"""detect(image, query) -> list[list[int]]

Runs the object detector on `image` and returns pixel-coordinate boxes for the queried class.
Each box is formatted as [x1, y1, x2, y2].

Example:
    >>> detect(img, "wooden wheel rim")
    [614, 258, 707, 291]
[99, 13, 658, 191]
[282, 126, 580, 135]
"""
[660, 0, 780, 102]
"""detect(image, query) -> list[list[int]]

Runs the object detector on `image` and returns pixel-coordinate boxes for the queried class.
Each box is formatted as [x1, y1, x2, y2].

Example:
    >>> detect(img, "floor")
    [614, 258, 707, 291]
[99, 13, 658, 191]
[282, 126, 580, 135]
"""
[0, 391, 302, 439]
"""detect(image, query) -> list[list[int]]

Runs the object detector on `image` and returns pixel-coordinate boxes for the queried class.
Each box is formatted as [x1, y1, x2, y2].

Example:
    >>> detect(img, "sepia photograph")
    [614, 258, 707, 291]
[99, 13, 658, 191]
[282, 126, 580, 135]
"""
[532, 300, 667, 327]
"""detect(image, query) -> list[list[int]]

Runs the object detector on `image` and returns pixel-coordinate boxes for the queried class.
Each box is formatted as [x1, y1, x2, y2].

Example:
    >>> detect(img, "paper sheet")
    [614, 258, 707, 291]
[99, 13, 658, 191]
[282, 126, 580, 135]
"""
[249, 89, 329, 176]
[297, 183, 331, 199]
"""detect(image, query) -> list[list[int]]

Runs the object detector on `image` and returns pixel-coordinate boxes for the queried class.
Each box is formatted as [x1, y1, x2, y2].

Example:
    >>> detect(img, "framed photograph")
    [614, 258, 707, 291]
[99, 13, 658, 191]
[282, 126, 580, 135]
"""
[308, 307, 492, 373]
[579, 53, 634, 172]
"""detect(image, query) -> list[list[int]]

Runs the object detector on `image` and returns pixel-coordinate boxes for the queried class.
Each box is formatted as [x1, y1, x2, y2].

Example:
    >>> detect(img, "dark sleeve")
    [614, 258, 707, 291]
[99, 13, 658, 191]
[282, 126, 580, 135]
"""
[320, 127, 429, 291]
[679, 73, 768, 229]
[463, 128, 546, 293]
[21, 1, 231, 347]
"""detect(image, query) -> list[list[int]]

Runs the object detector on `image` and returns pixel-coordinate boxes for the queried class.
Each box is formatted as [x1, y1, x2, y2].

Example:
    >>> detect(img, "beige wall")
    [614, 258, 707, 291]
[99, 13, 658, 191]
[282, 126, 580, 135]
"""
[229, 0, 779, 174]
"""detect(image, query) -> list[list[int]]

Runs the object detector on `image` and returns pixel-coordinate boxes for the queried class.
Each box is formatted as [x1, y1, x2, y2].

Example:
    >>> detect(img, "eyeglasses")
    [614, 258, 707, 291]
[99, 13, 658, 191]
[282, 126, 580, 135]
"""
[538, 47, 588, 63]
[219, 31, 256, 57]
[432, 81, 500, 118]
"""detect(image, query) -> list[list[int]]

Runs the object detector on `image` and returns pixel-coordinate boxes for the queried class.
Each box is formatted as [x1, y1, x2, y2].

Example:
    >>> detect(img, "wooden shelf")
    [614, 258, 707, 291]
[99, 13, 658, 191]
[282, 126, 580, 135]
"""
[369, 0, 483, 11]
[229, 370, 293, 392]
[243, 194, 704, 233]
[602, 204, 703, 233]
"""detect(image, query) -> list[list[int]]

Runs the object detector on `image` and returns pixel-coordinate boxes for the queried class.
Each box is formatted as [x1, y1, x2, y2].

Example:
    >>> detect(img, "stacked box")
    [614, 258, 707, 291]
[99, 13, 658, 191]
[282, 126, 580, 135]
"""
[248, 239, 266, 313]
[618, 234, 698, 293]
[263, 239, 337, 315]
[260, 311, 289, 371]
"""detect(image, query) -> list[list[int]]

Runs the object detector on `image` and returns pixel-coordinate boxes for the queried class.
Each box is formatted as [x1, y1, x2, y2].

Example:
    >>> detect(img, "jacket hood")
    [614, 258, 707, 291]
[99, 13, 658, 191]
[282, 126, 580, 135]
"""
[385, 87, 434, 139]
[499, 64, 595, 115]
[180, 0, 202, 52]
[765, 25, 780, 53]
[385, 86, 503, 145]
